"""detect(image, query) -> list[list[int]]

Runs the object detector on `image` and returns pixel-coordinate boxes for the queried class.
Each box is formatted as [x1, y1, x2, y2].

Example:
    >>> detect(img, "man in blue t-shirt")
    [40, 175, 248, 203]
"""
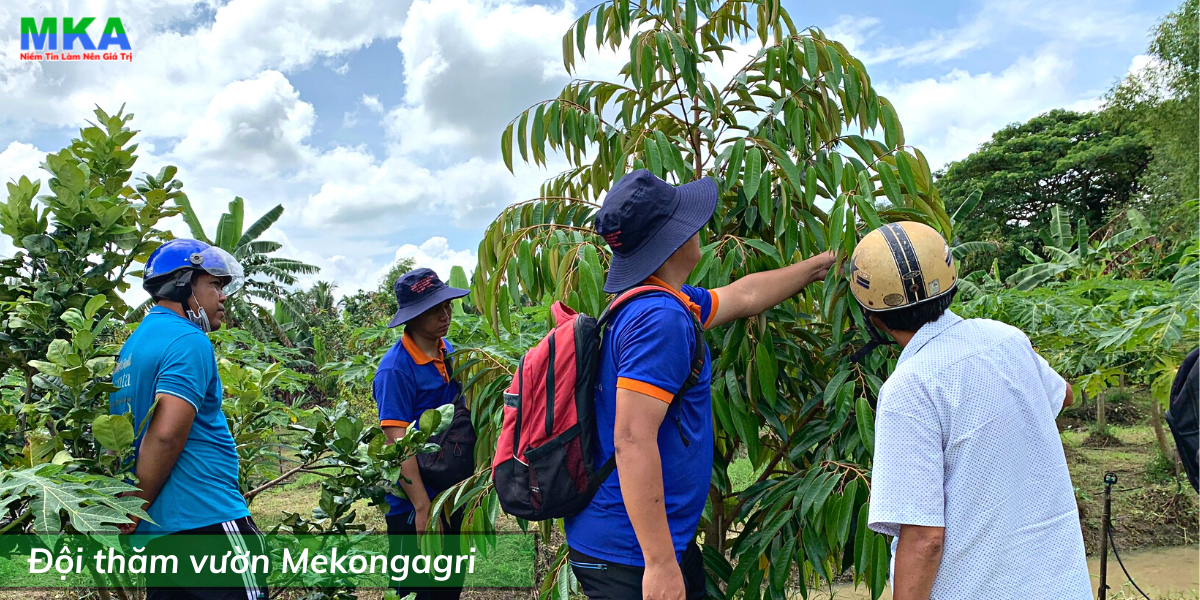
[109, 238, 267, 600]
[373, 267, 471, 600]
[565, 170, 836, 599]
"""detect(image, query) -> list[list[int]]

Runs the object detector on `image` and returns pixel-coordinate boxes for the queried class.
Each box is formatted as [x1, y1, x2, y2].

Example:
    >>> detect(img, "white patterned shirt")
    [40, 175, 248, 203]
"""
[867, 310, 1091, 599]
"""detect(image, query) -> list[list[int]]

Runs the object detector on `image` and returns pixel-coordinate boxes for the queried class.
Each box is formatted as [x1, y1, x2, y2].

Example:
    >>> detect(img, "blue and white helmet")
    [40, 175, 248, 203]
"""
[143, 239, 244, 302]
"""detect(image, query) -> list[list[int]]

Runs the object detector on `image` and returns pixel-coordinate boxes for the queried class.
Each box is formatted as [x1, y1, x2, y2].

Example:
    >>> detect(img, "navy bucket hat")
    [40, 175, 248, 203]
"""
[387, 268, 469, 328]
[594, 169, 718, 293]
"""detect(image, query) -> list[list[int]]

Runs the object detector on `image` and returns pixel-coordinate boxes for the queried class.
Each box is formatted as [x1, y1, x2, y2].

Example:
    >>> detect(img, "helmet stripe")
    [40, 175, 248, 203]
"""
[880, 223, 928, 305]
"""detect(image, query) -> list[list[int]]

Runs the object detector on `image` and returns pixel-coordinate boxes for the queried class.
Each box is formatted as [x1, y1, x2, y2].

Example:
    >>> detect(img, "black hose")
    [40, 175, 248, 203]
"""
[1107, 521, 1154, 600]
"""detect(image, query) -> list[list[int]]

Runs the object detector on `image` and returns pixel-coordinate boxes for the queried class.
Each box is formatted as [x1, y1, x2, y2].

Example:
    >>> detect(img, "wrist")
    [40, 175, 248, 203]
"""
[642, 549, 678, 569]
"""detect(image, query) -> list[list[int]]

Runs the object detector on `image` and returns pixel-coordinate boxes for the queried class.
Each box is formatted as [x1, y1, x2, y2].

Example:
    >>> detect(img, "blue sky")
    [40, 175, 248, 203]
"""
[0, 0, 1176, 296]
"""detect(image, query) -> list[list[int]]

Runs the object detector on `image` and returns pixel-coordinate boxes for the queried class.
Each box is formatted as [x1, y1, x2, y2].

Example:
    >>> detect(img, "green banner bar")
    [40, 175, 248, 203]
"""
[0, 533, 536, 589]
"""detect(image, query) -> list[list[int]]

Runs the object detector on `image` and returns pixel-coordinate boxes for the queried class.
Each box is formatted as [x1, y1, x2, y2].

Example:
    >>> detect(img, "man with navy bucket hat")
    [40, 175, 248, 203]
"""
[373, 267, 472, 600]
[565, 170, 836, 600]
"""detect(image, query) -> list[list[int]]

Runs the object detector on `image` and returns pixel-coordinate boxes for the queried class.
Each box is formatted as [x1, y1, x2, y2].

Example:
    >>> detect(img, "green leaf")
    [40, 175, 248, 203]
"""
[237, 204, 284, 248]
[880, 102, 903, 149]
[0, 463, 144, 534]
[1049, 205, 1071, 250]
[532, 104, 547, 165]
[744, 146, 762, 200]
[27, 361, 62, 377]
[871, 534, 890, 594]
[84, 294, 107, 320]
[828, 197, 847, 253]
[755, 340, 778, 407]
[802, 37, 819, 77]
[834, 479, 858, 544]
[824, 369, 851, 406]
[419, 407, 443, 434]
[173, 194, 213, 243]
[727, 139, 746, 190]
[644, 133, 664, 177]
[856, 396, 875, 454]
[47, 339, 73, 367]
[895, 152, 921, 196]
[877, 165, 902, 206]
[92, 414, 134, 451]
[22, 234, 56, 258]
[61, 308, 86, 331]
[86, 357, 116, 378]
[433, 404, 455, 436]
[951, 189, 983, 223]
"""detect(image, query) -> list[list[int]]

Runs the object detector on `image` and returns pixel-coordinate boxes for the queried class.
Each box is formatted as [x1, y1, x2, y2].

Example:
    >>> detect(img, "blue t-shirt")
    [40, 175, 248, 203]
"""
[109, 306, 248, 536]
[373, 333, 462, 516]
[564, 279, 717, 566]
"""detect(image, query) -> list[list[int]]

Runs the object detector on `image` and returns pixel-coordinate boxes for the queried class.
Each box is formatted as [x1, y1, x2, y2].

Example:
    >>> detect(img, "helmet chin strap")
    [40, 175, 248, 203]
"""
[184, 292, 213, 333]
[850, 317, 897, 364]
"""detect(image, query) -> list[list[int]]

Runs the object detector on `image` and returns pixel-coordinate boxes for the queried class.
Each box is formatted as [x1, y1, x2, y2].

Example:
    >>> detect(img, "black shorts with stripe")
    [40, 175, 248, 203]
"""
[145, 516, 269, 600]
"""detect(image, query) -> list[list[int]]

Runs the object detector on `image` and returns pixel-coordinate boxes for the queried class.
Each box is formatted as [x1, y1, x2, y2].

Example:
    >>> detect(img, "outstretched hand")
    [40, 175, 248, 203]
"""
[805, 250, 838, 282]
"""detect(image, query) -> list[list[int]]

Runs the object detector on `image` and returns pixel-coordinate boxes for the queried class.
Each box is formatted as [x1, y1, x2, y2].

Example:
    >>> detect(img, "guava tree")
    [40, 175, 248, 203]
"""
[462, 1, 953, 598]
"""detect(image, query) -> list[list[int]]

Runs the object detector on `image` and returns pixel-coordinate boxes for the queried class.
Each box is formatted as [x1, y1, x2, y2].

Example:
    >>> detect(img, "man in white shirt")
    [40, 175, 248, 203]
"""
[848, 222, 1092, 600]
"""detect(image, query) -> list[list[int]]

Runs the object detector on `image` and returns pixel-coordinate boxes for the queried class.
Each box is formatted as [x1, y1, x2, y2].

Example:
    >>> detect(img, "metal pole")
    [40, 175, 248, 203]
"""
[1098, 471, 1117, 600]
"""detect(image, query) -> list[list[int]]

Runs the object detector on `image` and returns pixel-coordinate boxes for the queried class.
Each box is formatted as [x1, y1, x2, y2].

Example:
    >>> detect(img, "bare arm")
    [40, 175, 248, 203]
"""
[118, 394, 195, 533]
[707, 251, 835, 329]
[383, 426, 432, 529]
[614, 389, 684, 599]
[1062, 383, 1074, 408]
[893, 524, 945, 600]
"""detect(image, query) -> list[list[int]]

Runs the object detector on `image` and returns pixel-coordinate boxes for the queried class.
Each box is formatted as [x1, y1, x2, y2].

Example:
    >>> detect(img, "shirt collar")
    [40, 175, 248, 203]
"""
[896, 310, 963, 366]
[149, 305, 202, 331]
[401, 331, 447, 366]
[641, 276, 702, 320]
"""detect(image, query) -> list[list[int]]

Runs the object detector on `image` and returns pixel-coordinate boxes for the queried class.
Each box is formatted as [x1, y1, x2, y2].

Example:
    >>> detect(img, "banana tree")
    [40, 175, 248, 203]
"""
[173, 196, 319, 339]
[463, 1, 952, 598]
[1006, 205, 1161, 291]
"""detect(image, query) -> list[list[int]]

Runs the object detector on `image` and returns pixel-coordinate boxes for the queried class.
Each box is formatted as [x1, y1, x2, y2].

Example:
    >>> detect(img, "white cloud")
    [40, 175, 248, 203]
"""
[0, 0, 412, 137]
[878, 51, 1075, 169]
[342, 111, 358, 128]
[298, 147, 535, 229]
[0, 141, 44, 187]
[333, 62, 351, 75]
[840, 0, 1153, 66]
[172, 70, 315, 172]
[392, 236, 477, 282]
[361, 94, 384, 113]
[388, 0, 578, 157]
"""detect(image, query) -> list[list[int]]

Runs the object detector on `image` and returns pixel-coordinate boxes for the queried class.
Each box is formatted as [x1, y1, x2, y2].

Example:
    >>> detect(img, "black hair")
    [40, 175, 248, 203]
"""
[869, 287, 957, 333]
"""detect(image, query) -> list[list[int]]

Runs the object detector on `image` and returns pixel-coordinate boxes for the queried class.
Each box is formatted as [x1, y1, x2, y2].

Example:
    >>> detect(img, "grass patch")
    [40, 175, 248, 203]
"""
[728, 456, 765, 494]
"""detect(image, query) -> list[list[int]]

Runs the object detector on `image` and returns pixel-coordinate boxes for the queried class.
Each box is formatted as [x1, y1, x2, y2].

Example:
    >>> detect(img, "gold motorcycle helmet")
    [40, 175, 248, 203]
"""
[849, 221, 957, 311]
[847, 221, 957, 362]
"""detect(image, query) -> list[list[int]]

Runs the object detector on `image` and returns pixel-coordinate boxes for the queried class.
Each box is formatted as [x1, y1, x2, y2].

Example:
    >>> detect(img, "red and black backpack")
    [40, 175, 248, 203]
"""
[491, 286, 705, 521]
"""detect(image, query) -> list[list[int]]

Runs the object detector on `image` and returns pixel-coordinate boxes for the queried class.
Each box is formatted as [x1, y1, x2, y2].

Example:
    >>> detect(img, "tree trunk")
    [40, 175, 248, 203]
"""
[1149, 398, 1177, 475]
[1089, 389, 1104, 431]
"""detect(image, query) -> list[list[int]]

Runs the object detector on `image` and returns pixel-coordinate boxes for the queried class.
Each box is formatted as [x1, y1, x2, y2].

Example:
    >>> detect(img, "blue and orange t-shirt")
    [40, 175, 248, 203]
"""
[372, 332, 461, 516]
[564, 277, 719, 566]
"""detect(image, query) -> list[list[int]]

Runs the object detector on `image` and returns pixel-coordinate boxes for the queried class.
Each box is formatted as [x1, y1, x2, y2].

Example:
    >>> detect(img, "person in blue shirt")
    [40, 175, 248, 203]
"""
[565, 170, 836, 600]
[109, 238, 267, 600]
[373, 267, 470, 600]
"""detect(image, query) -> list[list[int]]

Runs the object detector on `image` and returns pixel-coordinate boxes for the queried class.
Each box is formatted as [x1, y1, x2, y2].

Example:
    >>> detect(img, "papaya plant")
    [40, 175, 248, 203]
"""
[463, 1, 952, 598]
[0, 106, 181, 538]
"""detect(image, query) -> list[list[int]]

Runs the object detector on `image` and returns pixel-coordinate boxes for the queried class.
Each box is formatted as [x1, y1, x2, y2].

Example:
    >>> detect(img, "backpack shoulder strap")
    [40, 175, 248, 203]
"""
[596, 285, 670, 325]
[597, 285, 707, 400]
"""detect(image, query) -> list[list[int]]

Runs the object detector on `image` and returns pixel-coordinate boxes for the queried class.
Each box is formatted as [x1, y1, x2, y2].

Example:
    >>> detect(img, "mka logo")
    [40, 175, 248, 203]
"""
[19, 17, 132, 62]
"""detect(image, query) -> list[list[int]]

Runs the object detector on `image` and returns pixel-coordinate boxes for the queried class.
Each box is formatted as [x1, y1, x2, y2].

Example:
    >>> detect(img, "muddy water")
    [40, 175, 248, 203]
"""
[803, 545, 1198, 600]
